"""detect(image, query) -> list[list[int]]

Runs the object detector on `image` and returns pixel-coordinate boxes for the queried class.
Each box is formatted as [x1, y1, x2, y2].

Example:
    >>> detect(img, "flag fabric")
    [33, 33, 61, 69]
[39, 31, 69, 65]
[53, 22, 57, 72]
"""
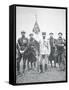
[33, 21, 40, 34]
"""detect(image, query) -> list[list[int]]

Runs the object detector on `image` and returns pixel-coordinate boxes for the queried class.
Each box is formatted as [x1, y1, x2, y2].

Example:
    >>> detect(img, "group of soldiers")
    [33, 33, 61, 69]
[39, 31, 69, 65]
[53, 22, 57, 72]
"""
[16, 31, 66, 75]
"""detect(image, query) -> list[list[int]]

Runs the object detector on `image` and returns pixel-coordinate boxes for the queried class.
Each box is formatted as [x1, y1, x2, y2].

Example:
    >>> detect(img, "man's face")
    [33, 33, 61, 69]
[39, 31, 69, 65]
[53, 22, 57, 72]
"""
[58, 34, 62, 38]
[30, 35, 33, 39]
[50, 34, 53, 38]
[43, 36, 46, 40]
[21, 33, 25, 37]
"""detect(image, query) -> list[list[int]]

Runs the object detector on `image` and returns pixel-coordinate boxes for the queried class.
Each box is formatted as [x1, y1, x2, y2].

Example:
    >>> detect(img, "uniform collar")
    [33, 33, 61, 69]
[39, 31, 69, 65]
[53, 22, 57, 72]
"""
[58, 37, 62, 39]
[30, 38, 34, 41]
[50, 36, 53, 39]
[22, 36, 25, 39]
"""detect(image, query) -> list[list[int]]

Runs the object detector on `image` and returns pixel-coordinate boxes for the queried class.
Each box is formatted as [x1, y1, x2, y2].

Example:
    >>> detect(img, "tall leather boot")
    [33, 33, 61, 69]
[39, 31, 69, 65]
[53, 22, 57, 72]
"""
[45, 64, 47, 71]
[17, 62, 21, 75]
[23, 64, 25, 73]
[40, 64, 43, 73]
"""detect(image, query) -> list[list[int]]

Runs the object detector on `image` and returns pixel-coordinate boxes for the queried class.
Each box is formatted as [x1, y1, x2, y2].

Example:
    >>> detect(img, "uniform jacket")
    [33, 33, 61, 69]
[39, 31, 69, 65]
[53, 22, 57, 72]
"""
[17, 37, 28, 51]
[39, 39, 50, 55]
[28, 38, 40, 54]
[49, 37, 56, 47]
[56, 37, 64, 54]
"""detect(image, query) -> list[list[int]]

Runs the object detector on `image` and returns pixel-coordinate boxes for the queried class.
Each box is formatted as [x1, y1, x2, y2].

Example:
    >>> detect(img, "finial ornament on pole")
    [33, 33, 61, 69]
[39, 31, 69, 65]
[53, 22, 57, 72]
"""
[35, 14, 37, 22]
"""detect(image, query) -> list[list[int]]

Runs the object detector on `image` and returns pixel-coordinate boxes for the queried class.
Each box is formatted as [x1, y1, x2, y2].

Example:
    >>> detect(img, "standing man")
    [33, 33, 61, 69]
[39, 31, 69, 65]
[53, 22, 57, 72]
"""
[17, 31, 28, 74]
[49, 32, 56, 68]
[28, 33, 35, 48]
[39, 32, 50, 73]
[28, 33, 39, 70]
[56, 32, 64, 69]
[28, 33, 36, 69]
[29, 33, 40, 53]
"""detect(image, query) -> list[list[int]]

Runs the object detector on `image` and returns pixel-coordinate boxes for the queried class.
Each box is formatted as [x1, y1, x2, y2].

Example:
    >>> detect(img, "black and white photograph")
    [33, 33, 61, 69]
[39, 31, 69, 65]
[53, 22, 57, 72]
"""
[16, 5, 67, 84]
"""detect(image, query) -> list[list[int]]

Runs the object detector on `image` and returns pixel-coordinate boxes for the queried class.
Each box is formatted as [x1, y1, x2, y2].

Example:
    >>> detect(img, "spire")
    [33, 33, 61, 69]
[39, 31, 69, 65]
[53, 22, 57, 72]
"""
[33, 14, 40, 34]
[35, 14, 37, 22]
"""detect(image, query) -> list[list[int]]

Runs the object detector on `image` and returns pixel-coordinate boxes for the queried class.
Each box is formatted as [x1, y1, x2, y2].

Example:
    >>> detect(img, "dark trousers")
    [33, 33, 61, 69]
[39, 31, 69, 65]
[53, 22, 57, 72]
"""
[58, 53, 63, 66]
[49, 47, 56, 67]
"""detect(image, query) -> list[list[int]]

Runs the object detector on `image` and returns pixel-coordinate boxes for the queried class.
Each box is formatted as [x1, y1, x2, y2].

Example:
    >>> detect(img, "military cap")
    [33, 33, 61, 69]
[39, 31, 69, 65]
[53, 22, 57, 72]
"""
[42, 32, 46, 36]
[29, 33, 33, 36]
[58, 32, 63, 35]
[21, 31, 25, 34]
[49, 32, 54, 35]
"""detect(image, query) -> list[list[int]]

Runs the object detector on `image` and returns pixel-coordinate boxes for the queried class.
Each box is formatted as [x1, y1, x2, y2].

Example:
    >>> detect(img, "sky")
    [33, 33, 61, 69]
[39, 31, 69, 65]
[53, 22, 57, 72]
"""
[16, 6, 66, 40]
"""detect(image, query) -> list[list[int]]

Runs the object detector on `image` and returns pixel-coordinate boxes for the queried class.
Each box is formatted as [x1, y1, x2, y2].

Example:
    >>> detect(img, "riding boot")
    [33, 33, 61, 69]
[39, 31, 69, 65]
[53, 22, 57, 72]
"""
[27, 61, 30, 71]
[51, 63, 53, 68]
[54, 59, 56, 68]
[54, 63, 56, 68]
[17, 62, 21, 75]
[23, 65, 25, 73]
[40, 64, 43, 73]
[45, 64, 47, 71]
[31, 62, 33, 69]
[37, 65, 40, 72]
[34, 62, 36, 68]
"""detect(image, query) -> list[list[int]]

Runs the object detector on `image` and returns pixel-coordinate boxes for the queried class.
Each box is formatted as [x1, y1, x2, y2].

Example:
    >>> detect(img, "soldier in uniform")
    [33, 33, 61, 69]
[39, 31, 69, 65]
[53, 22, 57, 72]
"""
[39, 32, 50, 73]
[28, 33, 39, 52]
[17, 31, 28, 74]
[28, 33, 38, 70]
[56, 32, 64, 69]
[49, 32, 56, 67]
[28, 33, 35, 48]
[62, 39, 66, 71]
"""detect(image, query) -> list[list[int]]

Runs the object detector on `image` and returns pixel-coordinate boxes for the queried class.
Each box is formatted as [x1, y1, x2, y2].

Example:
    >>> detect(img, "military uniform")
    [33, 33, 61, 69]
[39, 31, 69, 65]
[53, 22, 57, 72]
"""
[56, 37, 64, 67]
[39, 32, 50, 73]
[28, 37, 38, 69]
[28, 38, 36, 48]
[17, 36, 28, 74]
[63, 39, 66, 71]
[39, 39, 50, 72]
[49, 37, 56, 67]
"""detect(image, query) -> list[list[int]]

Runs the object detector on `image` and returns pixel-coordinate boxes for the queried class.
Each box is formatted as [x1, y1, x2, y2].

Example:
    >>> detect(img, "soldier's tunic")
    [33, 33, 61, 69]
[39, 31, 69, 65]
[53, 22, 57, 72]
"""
[56, 37, 64, 65]
[40, 39, 50, 55]
[28, 38, 36, 48]
[18, 37, 28, 51]
[17, 37, 28, 73]
[28, 38, 40, 55]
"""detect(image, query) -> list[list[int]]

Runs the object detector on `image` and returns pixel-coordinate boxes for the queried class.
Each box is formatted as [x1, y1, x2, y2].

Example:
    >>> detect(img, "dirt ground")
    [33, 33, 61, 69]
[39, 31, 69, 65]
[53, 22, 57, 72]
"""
[16, 62, 66, 83]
